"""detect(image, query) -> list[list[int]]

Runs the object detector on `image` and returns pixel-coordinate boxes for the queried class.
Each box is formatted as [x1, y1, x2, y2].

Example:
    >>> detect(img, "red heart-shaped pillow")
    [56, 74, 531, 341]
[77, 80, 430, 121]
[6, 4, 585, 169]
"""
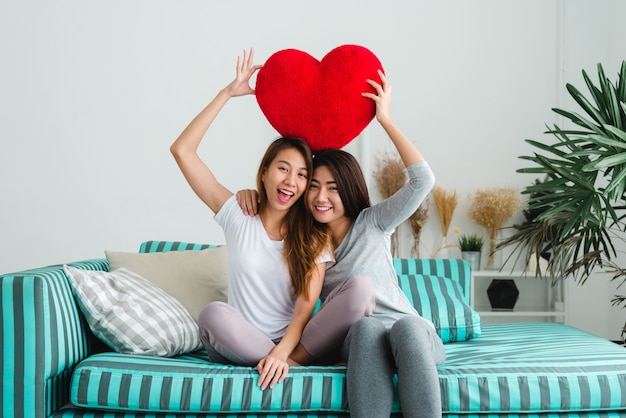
[255, 45, 384, 152]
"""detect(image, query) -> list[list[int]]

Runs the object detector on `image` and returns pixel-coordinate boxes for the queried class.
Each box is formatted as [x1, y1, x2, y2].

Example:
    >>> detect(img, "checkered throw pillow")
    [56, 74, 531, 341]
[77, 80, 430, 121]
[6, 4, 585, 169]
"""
[63, 265, 201, 357]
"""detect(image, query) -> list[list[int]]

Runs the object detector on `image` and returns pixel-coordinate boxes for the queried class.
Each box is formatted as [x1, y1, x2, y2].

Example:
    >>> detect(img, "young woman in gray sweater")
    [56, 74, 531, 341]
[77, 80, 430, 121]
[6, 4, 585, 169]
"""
[239, 70, 445, 416]
[306, 70, 445, 418]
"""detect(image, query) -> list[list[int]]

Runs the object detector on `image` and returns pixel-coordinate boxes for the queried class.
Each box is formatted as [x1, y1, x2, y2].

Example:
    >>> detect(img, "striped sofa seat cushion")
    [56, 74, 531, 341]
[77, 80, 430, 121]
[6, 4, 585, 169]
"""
[56, 412, 352, 418]
[69, 322, 626, 415]
[70, 352, 349, 414]
[440, 322, 626, 414]
[52, 411, 626, 418]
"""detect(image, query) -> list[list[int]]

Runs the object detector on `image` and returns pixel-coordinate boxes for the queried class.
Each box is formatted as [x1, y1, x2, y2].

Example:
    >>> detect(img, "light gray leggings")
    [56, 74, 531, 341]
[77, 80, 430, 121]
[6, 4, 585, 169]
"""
[198, 275, 376, 366]
[343, 315, 446, 418]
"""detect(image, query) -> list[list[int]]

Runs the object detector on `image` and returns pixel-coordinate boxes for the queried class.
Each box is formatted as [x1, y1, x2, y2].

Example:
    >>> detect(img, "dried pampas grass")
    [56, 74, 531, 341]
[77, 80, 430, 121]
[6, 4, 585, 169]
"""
[408, 198, 429, 258]
[432, 186, 458, 238]
[374, 154, 407, 199]
[468, 186, 521, 267]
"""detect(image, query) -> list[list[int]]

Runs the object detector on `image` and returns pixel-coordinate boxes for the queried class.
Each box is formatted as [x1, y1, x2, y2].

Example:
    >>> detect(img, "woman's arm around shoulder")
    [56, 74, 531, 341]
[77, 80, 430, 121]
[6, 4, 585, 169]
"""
[170, 48, 262, 214]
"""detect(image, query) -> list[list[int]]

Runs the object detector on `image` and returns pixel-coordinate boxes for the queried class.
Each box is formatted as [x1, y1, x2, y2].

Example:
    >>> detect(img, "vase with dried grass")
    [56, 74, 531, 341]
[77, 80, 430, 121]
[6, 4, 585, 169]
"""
[468, 186, 521, 269]
[431, 186, 458, 258]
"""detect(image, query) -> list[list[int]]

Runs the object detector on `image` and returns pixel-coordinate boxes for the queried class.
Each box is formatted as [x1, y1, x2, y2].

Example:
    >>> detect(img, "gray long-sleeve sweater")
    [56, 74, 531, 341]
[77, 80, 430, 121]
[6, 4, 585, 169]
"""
[320, 161, 436, 328]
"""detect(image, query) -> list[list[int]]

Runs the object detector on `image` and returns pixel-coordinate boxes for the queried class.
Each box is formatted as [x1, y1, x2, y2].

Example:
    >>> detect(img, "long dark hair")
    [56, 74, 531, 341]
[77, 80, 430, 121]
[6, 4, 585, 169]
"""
[312, 148, 371, 221]
[256, 137, 329, 299]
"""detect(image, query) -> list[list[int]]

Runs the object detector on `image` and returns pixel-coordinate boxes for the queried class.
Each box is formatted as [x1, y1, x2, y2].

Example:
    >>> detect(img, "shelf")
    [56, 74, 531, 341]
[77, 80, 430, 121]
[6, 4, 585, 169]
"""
[471, 270, 567, 324]
[472, 270, 546, 279]
[476, 308, 566, 317]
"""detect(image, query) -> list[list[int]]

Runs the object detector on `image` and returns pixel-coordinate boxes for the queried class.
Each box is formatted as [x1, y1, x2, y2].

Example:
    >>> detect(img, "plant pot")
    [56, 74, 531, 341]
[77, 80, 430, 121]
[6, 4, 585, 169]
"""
[487, 279, 519, 310]
[461, 251, 481, 272]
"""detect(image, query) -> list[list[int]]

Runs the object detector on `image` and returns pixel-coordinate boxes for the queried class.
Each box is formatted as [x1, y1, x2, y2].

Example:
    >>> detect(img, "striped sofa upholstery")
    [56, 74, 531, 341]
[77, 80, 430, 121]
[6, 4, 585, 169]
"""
[3, 242, 626, 417]
[65, 322, 626, 415]
[1, 258, 109, 418]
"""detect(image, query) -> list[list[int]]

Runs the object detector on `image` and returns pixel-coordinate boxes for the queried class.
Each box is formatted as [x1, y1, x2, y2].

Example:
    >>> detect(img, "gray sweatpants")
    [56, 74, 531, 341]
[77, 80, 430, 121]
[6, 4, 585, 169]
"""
[198, 275, 375, 366]
[343, 315, 446, 418]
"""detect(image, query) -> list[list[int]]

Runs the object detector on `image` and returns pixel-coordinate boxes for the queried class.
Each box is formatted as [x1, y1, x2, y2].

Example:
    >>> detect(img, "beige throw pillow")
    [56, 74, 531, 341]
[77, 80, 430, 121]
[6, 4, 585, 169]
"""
[105, 247, 228, 322]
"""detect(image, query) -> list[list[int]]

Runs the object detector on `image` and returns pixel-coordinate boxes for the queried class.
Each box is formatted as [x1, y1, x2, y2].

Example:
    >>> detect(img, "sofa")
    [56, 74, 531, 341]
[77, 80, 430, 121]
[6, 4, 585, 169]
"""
[2, 240, 626, 418]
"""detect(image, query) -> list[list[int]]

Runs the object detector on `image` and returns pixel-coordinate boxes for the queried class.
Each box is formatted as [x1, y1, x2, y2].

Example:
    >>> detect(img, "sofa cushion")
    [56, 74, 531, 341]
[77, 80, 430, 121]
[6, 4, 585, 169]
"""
[393, 258, 471, 304]
[70, 351, 348, 413]
[397, 273, 481, 342]
[139, 240, 218, 253]
[70, 324, 626, 415]
[63, 265, 202, 357]
[105, 246, 228, 322]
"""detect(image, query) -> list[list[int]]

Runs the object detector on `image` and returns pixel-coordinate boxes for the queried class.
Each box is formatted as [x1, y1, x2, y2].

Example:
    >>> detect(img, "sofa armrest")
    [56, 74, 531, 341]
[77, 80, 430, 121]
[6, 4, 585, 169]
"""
[1, 258, 108, 418]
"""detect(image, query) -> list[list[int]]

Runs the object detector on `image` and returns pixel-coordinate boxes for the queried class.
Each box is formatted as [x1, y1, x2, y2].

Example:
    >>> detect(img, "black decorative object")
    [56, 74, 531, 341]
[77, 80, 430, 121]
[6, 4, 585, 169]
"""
[487, 279, 519, 310]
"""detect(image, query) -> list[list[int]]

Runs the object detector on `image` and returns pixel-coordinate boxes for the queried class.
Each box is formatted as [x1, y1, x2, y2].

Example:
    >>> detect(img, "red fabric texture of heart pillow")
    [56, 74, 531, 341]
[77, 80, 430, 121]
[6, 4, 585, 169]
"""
[255, 45, 384, 152]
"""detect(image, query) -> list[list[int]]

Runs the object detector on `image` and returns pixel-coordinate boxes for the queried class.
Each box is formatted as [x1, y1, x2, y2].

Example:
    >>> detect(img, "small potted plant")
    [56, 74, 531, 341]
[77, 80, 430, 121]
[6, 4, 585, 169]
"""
[458, 233, 485, 271]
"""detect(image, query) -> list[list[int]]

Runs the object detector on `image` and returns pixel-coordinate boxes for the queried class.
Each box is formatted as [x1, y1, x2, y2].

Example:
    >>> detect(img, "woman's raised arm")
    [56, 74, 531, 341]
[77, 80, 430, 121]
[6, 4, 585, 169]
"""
[362, 70, 424, 168]
[170, 48, 262, 213]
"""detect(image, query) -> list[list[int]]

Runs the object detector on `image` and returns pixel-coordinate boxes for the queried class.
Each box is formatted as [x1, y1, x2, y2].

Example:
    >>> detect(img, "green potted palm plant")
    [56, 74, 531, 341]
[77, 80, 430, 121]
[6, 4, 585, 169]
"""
[498, 61, 626, 339]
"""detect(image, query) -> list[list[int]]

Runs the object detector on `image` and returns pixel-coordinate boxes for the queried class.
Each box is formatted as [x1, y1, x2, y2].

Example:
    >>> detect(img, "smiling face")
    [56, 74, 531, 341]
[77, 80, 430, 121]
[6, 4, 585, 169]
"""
[306, 165, 348, 228]
[261, 147, 309, 212]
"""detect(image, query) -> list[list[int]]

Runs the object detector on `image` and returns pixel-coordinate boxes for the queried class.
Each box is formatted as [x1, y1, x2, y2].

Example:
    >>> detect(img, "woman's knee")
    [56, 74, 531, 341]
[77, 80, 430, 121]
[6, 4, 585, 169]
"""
[350, 316, 387, 342]
[198, 302, 232, 334]
[344, 317, 391, 366]
[391, 316, 446, 364]
[392, 315, 430, 336]
[343, 276, 376, 315]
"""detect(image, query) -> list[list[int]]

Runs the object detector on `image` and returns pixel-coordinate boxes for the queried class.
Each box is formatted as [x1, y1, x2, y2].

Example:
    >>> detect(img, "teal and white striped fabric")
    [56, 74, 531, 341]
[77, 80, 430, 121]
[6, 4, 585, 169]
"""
[56, 413, 352, 418]
[51, 412, 626, 417]
[52, 412, 626, 418]
[397, 273, 481, 342]
[71, 323, 626, 414]
[139, 240, 219, 253]
[4, 243, 626, 417]
[439, 322, 626, 414]
[1, 259, 109, 418]
[393, 258, 479, 342]
[67, 322, 626, 414]
[70, 353, 348, 413]
[393, 258, 471, 304]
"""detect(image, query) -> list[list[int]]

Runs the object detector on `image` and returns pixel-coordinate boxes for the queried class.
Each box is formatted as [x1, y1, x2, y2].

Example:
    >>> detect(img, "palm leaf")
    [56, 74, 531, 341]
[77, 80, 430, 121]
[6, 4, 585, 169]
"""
[565, 83, 607, 127]
[501, 61, 626, 291]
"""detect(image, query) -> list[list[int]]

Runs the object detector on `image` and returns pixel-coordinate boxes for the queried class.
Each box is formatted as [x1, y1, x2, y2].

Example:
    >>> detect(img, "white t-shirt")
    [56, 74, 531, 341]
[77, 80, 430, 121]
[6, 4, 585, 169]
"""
[215, 196, 332, 340]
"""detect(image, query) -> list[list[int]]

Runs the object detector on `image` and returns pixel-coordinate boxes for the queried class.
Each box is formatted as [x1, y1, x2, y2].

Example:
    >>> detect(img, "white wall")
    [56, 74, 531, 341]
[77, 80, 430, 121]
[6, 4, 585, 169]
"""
[1, 0, 625, 339]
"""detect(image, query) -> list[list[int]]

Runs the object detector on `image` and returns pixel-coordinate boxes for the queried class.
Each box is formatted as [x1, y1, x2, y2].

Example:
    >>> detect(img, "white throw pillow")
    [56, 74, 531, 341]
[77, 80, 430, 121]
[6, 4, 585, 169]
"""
[105, 247, 228, 322]
[63, 265, 202, 357]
